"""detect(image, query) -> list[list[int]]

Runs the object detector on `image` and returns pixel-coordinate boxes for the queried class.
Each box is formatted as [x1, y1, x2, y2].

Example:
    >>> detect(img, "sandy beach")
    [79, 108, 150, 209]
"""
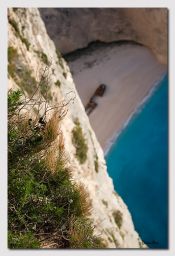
[67, 44, 166, 152]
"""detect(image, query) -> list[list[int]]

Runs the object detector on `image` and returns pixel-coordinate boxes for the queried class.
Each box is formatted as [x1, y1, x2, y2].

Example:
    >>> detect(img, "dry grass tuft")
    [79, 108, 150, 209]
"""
[69, 217, 88, 248]
[45, 146, 57, 173]
[45, 131, 68, 173]
[44, 112, 60, 143]
[76, 184, 92, 217]
[58, 131, 65, 153]
[69, 216, 105, 248]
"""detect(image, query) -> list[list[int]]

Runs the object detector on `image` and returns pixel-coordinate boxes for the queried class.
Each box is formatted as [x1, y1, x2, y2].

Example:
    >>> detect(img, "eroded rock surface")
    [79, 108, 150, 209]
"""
[40, 8, 168, 64]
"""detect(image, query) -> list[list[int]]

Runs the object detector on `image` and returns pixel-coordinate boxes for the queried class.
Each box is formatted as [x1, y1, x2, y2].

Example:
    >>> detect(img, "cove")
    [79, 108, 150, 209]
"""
[106, 75, 168, 249]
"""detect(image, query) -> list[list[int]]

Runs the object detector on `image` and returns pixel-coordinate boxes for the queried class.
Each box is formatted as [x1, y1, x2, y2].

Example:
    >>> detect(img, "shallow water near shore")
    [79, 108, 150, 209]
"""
[106, 75, 168, 248]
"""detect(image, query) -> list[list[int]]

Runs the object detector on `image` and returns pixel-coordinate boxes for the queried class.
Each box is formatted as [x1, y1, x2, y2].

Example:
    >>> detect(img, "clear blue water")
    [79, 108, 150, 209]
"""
[106, 75, 168, 249]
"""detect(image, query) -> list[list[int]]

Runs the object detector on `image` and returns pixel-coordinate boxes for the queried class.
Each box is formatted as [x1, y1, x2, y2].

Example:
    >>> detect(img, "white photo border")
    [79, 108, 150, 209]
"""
[0, 1, 174, 256]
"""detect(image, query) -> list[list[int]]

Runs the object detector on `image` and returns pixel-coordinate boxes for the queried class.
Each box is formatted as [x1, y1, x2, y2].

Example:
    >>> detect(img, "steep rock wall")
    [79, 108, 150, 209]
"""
[8, 8, 145, 248]
[40, 8, 167, 64]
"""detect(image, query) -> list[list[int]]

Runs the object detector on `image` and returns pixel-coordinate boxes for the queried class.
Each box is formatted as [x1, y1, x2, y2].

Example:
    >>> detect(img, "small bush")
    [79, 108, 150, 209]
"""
[56, 49, 64, 70]
[8, 89, 22, 112]
[40, 52, 49, 65]
[73, 184, 92, 217]
[63, 72, 67, 79]
[102, 200, 108, 207]
[69, 217, 105, 248]
[8, 47, 18, 79]
[55, 80, 61, 87]
[113, 210, 123, 229]
[94, 154, 99, 173]
[72, 119, 88, 164]
[20, 37, 30, 51]
[44, 113, 59, 143]
[35, 50, 49, 66]
[8, 232, 40, 249]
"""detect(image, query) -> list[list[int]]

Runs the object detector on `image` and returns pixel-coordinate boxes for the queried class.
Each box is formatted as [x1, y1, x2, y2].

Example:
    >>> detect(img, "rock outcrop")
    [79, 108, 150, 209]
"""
[40, 8, 167, 65]
[8, 8, 145, 248]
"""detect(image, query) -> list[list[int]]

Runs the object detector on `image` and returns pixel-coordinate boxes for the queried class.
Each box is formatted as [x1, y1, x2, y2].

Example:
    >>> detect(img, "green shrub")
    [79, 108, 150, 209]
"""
[8, 232, 40, 249]
[8, 90, 104, 249]
[8, 89, 22, 112]
[40, 52, 49, 65]
[113, 210, 123, 229]
[72, 119, 88, 164]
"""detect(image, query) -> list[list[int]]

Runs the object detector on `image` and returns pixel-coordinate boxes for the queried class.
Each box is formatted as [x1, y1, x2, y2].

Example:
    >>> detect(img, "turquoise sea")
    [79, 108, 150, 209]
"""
[106, 75, 168, 249]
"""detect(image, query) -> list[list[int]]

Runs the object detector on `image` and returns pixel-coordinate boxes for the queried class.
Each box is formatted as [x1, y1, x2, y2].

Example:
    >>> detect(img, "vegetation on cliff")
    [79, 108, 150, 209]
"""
[72, 119, 88, 164]
[8, 87, 105, 249]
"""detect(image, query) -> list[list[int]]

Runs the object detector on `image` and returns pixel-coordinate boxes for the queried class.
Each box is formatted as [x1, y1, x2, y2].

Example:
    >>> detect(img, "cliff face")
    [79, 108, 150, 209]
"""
[8, 8, 145, 248]
[40, 8, 168, 64]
